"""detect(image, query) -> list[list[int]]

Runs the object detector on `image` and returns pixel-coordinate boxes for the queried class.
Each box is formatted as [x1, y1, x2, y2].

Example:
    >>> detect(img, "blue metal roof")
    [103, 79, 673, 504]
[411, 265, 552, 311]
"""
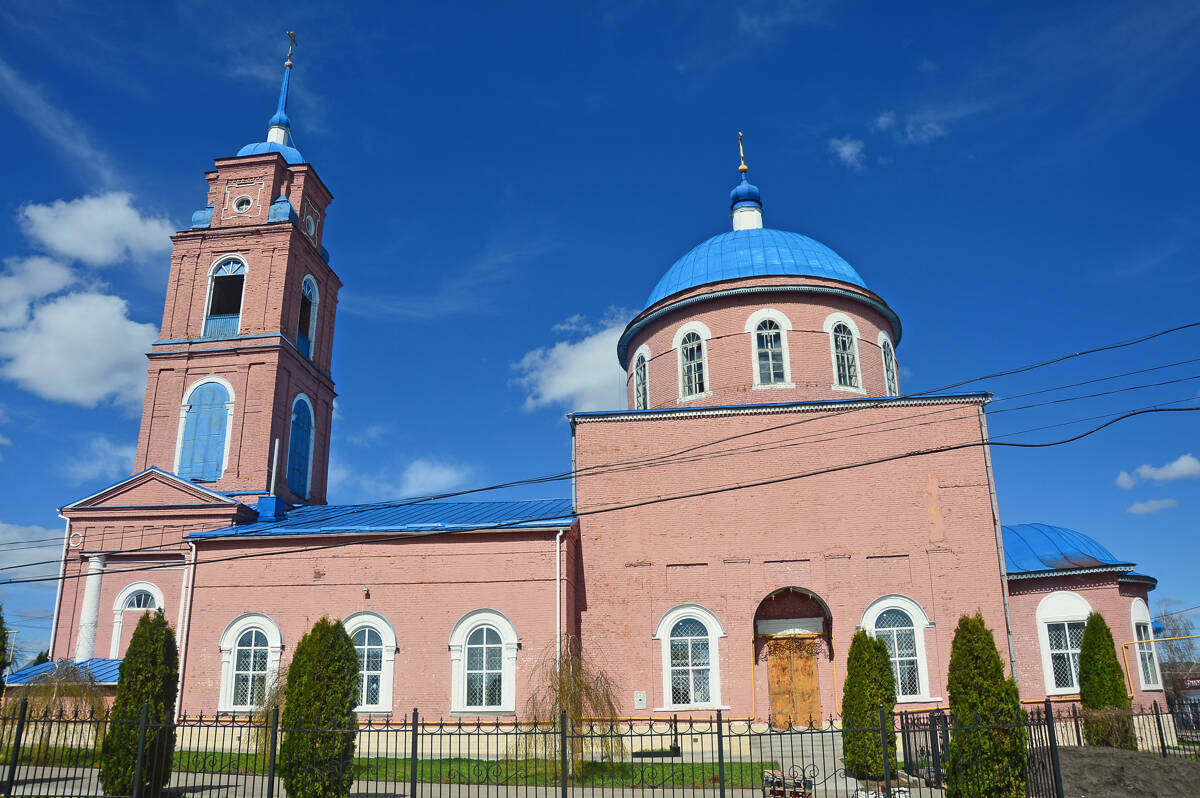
[236, 140, 304, 164]
[188, 498, 574, 539]
[644, 228, 867, 309]
[5, 658, 122, 686]
[1001, 523, 1135, 575]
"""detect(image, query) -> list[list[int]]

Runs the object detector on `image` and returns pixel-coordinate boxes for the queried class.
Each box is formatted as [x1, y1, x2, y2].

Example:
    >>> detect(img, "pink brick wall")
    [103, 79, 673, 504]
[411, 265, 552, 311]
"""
[625, 276, 900, 409]
[572, 398, 1012, 720]
[1007, 573, 1161, 708]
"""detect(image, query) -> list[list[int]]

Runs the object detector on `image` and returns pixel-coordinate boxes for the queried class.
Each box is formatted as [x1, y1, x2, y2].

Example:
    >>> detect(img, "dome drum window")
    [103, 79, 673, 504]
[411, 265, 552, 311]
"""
[680, 333, 706, 398]
[881, 337, 899, 397]
[832, 324, 859, 388]
[755, 319, 785, 386]
[204, 258, 246, 338]
[634, 354, 649, 410]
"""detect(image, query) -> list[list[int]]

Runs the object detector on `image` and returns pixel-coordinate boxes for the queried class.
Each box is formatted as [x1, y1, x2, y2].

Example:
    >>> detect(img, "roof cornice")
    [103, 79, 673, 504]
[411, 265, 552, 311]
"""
[570, 392, 989, 423]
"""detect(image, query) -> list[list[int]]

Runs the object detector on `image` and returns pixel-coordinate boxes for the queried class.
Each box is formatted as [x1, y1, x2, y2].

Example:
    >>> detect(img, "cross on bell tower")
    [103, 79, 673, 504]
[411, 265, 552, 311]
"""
[132, 35, 340, 505]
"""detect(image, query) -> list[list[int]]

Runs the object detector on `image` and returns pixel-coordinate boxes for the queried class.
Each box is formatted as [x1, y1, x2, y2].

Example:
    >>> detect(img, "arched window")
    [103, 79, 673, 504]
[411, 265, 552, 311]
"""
[297, 276, 318, 359]
[448, 609, 519, 714]
[862, 595, 933, 702]
[755, 320, 786, 385]
[634, 354, 649, 410]
[1036, 591, 1091, 694]
[354, 627, 384, 707]
[203, 257, 246, 337]
[286, 395, 314, 499]
[654, 604, 725, 709]
[176, 378, 234, 482]
[832, 324, 859, 388]
[880, 335, 900, 396]
[218, 613, 283, 713]
[680, 333, 706, 397]
[1131, 599, 1161, 690]
[110, 582, 165, 658]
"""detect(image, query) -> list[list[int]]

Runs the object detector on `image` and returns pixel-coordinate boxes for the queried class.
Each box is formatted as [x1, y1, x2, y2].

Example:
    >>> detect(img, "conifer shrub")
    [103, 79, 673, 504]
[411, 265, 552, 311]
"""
[840, 630, 896, 780]
[99, 609, 179, 798]
[278, 617, 359, 798]
[945, 613, 1025, 798]
[1078, 612, 1136, 749]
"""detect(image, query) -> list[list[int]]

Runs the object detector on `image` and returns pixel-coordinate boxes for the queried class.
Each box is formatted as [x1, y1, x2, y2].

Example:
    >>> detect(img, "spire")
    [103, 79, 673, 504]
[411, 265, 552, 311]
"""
[730, 131, 763, 230]
[266, 32, 297, 146]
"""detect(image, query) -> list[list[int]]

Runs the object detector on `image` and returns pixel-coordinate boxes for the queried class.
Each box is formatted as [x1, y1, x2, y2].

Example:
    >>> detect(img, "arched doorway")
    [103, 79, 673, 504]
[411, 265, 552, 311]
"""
[754, 587, 832, 729]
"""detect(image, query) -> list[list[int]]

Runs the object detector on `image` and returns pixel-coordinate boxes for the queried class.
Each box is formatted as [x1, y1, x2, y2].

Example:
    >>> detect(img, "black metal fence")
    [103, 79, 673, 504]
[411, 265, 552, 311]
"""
[2, 699, 1196, 797]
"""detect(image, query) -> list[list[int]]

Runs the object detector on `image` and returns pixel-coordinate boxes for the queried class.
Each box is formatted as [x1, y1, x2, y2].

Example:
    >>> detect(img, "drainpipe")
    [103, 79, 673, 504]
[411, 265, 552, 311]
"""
[48, 516, 70, 660]
[979, 406, 1019, 685]
[555, 527, 566, 672]
[174, 541, 199, 718]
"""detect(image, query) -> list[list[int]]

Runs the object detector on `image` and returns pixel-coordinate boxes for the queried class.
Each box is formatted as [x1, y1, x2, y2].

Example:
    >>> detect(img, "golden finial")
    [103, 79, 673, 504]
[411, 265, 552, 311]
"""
[738, 131, 748, 173]
[285, 31, 297, 68]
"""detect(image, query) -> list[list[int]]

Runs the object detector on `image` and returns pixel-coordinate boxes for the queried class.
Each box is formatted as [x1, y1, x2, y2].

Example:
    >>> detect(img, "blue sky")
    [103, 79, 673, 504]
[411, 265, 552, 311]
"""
[0, 1, 1198, 667]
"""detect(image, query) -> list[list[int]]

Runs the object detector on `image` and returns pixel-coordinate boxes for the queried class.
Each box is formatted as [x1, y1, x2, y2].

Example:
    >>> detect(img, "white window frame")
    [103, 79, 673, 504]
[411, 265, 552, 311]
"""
[745, 309, 795, 389]
[673, 321, 713, 402]
[1036, 591, 1092, 695]
[218, 613, 283, 713]
[343, 611, 398, 713]
[202, 255, 248, 336]
[652, 604, 727, 711]
[448, 609, 519, 714]
[173, 375, 236, 480]
[631, 344, 652, 410]
[878, 331, 900, 397]
[1131, 598, 1162, 690]
[109, 582, 165, 658]
[861, 595, 936, 703]
[299, 275, 319, 359]
[822, 312, 865, 394]
[287, 393, 316, 500]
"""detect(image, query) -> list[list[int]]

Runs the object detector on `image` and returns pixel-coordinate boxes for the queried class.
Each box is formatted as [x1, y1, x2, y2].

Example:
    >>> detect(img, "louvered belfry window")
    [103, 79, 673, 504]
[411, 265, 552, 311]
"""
[178, 382, 230, 482]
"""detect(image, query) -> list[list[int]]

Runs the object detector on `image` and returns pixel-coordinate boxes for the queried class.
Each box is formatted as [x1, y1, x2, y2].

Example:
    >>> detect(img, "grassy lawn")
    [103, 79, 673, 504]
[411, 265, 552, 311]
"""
[10, 746, 777, 787]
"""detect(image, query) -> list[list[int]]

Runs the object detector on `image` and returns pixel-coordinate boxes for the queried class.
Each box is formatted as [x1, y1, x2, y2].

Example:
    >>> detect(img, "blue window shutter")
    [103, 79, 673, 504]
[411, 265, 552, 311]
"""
[286, 400, 313, 498]
[178, 383, 229, 482]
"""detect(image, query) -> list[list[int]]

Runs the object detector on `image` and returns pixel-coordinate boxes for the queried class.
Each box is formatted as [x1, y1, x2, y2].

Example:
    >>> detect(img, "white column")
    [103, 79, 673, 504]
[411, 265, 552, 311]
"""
[75, 554, 107, 661]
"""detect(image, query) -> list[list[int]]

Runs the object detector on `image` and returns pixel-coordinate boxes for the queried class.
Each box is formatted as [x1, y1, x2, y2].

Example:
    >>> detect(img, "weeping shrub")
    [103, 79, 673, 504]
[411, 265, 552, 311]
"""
[841, 630, 896, 780]
[1078, 612, 1136, 749]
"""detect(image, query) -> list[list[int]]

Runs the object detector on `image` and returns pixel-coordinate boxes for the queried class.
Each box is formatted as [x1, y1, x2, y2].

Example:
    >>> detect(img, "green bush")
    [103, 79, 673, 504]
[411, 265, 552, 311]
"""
[1078, 612, 1136, 748]
[279, 617, 359, 798]
[840, 630, 896, 780]
[945, 613, 1026, 798]
[99, 609, 179, 798]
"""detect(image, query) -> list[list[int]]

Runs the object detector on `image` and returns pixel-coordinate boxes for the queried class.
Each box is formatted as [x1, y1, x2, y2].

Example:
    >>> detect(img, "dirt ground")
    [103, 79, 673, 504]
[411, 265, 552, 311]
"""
[1059, 746, 1200, 797]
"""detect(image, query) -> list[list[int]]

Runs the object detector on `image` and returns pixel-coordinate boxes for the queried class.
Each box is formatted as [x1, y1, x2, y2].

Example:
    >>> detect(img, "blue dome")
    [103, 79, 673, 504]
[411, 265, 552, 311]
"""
[236, 140, 304, 165]
[645, 228, 867, 308]
[730, 175, 761, 208]
[1001, 523, 1135, 575]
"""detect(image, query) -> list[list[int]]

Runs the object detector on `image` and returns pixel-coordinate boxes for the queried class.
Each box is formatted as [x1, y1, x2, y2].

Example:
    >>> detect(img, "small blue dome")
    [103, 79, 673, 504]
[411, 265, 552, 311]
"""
[644, 227, 867, 308]
[268, 109, 290, 128]
[1001, 523, 1135, 575]
[236, 140, 304, 165]
[730, 175, 761, 208]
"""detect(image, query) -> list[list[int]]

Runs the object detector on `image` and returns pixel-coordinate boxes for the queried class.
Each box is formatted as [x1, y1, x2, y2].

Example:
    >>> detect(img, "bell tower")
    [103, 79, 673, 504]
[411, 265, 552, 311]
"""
[132, 40, 339, 505]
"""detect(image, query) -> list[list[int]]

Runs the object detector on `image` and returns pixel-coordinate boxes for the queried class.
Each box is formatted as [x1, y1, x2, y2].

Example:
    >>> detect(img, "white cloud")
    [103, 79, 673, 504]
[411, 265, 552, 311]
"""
[0, 521, 63, 583]
[513, 314, 628, 412]
[1115, 470, 1136, 489]
[1126, 498, 1179, 515]
[828, 137, 866, 170]
[63, 435, 136, 483]
[902, 101, 994, 144]
[19, 193, 174, 267]
[0, 55, 118, 186]
[1116, 453, 1200, 488]
[328, 457, 474, 503]
[870, 111, 896, 132]
[736, 0, 829, 39]
[0, 257, 75, 328]
[0, 292, 156, 407]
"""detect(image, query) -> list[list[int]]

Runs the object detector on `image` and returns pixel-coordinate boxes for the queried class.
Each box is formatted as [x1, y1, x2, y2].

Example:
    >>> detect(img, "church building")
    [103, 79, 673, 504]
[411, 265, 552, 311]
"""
[12, 56, 1164, 725]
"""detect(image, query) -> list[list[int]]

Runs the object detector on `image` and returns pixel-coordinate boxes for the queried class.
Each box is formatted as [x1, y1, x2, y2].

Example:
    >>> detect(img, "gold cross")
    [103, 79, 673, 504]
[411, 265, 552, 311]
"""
[738, 131, 748, 173]
[285, 31, 297, 68]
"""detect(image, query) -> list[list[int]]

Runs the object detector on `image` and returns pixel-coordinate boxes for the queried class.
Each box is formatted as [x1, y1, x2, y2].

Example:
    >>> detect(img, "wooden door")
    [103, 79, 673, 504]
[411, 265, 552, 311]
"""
[767, 637, 821, 729]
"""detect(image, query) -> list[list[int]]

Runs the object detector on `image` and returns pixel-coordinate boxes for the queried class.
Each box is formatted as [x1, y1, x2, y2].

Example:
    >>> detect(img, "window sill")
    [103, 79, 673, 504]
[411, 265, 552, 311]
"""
[830, 384, 867, 395]
[1044, 687, 1080, 697]
[653, 705, 730, 713]
[450, 708, 517, 717]
[1137, 685, 1164, 692]
[677, 391, 713, 403]
[355, 707, 391, 715]
[753, 382, 796, 390]
[896, 695, 942, 705]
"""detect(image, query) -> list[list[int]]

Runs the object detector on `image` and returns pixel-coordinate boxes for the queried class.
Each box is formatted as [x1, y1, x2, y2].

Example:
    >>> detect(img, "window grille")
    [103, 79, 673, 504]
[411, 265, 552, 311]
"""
[634, 355, 649, 409]
[1046, 620, 1086, 690]
[465, 626, 503, 708]
[1135, 622, 1160, 686]
[354, 627, 384, 707]
[669, 618, 711, 705]
[124, 590, 156, 610]
[755, 320, 785, 385]
[232, 629, 269, 709]
[882, 339, 899, 396]
[680, 333, 706, 397]
[178, 382, 230, 482]
[874, 608, 921, 697]
[832, 323, 859, 387]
